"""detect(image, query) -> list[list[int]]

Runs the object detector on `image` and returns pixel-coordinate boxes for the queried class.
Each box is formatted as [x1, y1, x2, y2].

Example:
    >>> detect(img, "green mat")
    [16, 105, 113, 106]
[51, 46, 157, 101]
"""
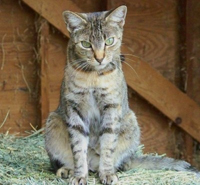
[0, 133, 199, 185]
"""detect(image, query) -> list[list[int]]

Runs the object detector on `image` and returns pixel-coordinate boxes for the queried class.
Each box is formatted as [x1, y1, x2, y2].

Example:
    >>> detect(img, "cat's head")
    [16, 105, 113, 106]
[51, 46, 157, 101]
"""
[63, 6, 127, 71]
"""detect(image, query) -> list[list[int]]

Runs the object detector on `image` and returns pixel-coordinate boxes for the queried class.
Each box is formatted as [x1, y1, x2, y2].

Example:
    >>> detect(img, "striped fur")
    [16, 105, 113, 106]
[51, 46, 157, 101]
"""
[45, 5, 198, 185]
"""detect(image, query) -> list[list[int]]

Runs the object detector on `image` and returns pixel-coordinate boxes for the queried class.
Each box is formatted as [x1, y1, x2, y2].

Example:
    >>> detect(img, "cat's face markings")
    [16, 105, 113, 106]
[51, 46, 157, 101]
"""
[71, 32, 119, 71]
[63, 5, 127, 71]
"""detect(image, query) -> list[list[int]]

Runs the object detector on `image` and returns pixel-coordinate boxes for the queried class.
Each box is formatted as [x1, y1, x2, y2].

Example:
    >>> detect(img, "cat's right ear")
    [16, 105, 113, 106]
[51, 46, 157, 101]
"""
[62, 11, 87, 33]
[105, 5, 127, 28]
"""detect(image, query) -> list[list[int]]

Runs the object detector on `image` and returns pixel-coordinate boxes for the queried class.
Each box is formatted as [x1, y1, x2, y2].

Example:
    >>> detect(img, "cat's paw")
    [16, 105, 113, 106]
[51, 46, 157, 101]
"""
[69, 176, 87, 185]
[56, 167, 74, 179]
[99, 173, 118, 185]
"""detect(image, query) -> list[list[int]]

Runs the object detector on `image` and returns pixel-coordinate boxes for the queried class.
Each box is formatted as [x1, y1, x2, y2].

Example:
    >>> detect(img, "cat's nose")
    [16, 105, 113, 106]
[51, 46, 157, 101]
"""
[96, 58, 104, 64]
[94, 50, 105, 64]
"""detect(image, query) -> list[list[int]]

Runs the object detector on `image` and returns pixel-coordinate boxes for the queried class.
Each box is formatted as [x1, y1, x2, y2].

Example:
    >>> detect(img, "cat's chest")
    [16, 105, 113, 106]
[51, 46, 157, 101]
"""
[66, 69, 122, 122]
[86, 89, 100, 124]
[87, 90, 101, 149]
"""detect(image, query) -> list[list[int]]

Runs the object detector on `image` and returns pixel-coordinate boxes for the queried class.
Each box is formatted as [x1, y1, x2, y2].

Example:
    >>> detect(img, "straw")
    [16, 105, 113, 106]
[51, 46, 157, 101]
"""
[0, 133, 199, 185]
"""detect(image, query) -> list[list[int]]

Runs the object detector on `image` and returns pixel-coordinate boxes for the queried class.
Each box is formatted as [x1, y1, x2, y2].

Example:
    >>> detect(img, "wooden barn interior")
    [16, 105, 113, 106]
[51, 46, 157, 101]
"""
[0, 0, 200, 169]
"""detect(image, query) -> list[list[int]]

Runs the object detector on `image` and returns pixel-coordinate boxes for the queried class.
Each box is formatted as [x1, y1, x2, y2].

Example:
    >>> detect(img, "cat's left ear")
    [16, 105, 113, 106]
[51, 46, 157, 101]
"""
[62, 11, 87, 33]
[105, 5, 127, 27]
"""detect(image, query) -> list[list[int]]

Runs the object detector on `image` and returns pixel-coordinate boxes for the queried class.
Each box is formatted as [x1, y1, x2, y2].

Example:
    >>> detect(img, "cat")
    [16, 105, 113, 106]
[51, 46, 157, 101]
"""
[45, 5, 198, 185]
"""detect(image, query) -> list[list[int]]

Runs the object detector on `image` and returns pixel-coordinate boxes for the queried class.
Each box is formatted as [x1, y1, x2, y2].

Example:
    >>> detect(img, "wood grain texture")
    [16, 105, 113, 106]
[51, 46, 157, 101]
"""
[48, 30, 67, 112]
[0, 0, 39, 135]
[73, 0, 107, 12]
[128, 88, 177, 157]
[108, 0, 180, 84]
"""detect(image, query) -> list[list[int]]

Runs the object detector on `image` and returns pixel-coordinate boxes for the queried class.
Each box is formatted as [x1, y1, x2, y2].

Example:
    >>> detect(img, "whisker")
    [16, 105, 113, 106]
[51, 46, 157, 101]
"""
[71, 62, 88, 77]
[68, 58, 88, 67]
[121, 53, 140, 58]
[123, 61, 139, 79]
[82, 63, 89, 72]
[124, 57, 141, 64]
[71, 59, 88, 69]
[76, 63, 88, 72]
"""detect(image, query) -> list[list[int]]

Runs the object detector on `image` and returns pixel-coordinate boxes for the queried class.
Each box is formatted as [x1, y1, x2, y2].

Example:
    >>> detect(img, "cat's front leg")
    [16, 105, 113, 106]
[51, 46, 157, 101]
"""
[66, 101, 89, 185]
[99, 103, 121, 185]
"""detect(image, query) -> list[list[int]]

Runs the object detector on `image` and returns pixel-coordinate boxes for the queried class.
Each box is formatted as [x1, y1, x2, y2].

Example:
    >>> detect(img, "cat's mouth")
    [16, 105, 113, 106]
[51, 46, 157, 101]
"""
[94, 63, 107, 70]
[85, 58, 112, 71]
[93, 59, 110, 68]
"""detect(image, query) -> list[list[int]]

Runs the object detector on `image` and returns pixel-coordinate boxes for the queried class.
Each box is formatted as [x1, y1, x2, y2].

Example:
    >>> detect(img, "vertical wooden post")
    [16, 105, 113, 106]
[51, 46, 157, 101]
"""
[178, 0, 194, 164]
[184, 0, 200, 164]
[179, 0, 200, 164]
[185, 0, 200, 102]
[37, 18, 50, 128]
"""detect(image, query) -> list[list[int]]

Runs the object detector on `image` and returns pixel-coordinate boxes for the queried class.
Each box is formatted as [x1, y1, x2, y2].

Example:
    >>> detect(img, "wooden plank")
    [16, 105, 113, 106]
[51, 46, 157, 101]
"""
[0, 90, 38, 135]
[72, 0, 107, 12]
[183, 0, 200, 163]
[37, 18, 50, 127]
[0, 0, 39, 135]
[128, 88, 177, 157]
[47, 29, 67, 111]
[177, 0, 193, 164]
[22, 0, 106, 36]
[22, 0, 200, 142]
[22, 0, 81, 38]
[185, 0, 200, 105]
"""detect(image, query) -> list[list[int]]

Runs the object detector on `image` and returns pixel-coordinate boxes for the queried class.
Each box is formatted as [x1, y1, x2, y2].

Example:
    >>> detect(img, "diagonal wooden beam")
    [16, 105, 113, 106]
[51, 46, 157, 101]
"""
[22, 0, 82, 38]
[22, 0, 200, 142]
[121, 47, 200, 143]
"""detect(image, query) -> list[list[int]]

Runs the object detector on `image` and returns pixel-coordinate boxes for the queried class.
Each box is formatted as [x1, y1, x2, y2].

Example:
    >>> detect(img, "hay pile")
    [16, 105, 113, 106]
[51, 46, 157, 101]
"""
[0, 133, 199, 185]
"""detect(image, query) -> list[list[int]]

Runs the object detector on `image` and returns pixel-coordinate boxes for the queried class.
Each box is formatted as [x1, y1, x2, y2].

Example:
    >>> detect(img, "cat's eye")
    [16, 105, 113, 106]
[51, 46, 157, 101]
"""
[81, 41, 91, 48]
[105, 37, 114, 46]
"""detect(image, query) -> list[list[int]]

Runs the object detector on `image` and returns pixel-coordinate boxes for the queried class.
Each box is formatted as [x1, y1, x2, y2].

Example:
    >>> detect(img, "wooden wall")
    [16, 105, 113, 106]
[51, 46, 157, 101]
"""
[0, 0, 200, 166]
[0, 0, 39, 134]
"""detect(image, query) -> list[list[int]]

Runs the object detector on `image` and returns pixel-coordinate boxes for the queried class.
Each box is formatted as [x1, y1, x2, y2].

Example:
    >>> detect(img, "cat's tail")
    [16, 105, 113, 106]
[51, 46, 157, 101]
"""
[120, 155, 200, 175]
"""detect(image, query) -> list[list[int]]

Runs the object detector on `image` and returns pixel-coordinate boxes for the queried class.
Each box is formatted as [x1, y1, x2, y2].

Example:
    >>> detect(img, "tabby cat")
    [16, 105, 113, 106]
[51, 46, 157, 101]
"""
[45, 5, 197, 185]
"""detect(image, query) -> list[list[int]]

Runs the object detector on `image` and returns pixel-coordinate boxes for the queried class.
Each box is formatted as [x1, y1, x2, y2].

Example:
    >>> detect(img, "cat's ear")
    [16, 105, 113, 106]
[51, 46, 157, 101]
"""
[62, 11, 87, 33]
[105, 5, 127, 27]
